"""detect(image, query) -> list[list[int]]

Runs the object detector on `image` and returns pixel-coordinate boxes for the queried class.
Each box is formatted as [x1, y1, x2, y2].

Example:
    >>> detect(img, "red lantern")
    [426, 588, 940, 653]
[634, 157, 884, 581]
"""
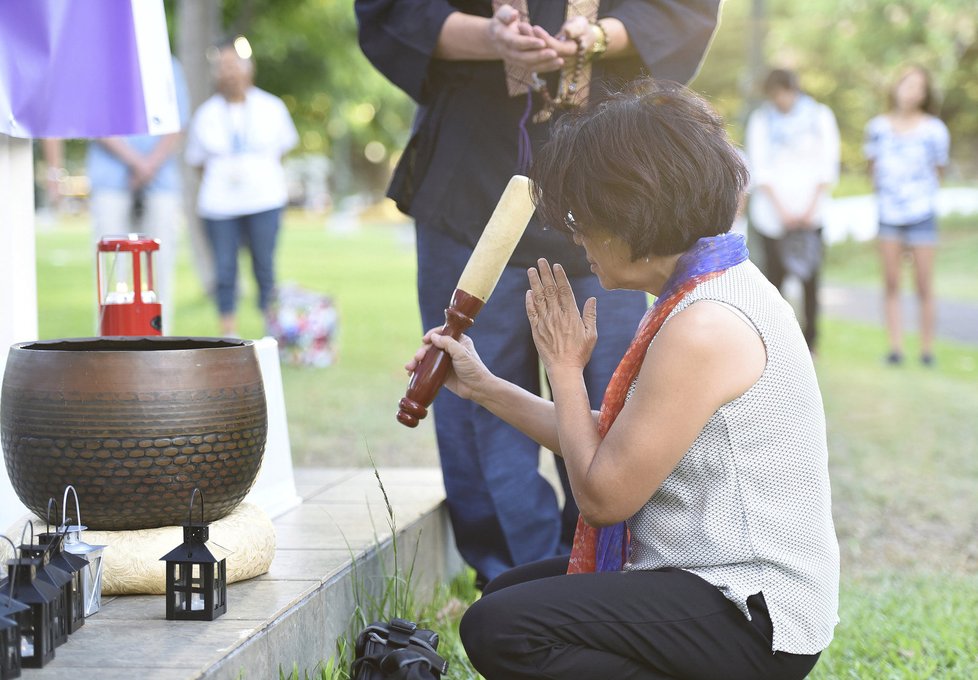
[97, 234, 162, 336]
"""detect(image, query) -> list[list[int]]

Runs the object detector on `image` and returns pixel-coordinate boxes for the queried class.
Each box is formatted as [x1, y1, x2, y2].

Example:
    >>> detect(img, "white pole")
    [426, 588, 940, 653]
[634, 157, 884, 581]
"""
[0, 132, 36, 530]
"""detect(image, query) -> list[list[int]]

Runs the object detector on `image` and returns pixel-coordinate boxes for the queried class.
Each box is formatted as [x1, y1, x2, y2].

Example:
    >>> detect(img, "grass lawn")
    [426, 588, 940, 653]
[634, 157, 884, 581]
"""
[823, 214, 978, 303]
[34, 208, 978, 678]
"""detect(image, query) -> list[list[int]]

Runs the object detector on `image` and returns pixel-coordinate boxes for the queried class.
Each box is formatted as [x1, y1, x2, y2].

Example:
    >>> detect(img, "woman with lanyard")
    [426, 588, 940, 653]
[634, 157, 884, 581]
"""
[185, 39, 298, 337]
[407, 79, 839, 679]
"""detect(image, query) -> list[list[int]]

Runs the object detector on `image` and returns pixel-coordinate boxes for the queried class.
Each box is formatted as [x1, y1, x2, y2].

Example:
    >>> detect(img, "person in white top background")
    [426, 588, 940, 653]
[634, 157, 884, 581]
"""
[864, 65, 950, 368]
[185, 37, 299, 337]
[746, 69, 840, 354]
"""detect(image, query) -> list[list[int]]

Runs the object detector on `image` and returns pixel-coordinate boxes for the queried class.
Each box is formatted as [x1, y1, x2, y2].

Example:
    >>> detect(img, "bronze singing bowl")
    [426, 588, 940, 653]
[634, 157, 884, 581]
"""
[1, 337, 267, 530]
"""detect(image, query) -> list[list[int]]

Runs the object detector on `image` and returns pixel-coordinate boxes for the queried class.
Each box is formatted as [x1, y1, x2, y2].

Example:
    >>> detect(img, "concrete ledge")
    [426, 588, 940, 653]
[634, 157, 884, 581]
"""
[24, 467, 464, 679]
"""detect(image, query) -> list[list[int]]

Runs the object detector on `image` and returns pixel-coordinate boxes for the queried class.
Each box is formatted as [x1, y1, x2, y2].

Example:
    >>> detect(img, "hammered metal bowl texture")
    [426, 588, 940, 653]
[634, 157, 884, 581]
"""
[1, 337, 268, 530]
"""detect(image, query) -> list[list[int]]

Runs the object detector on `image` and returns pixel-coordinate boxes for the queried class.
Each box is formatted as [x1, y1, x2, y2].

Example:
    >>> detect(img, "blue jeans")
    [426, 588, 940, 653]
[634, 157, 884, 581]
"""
[204, 208, 282, 314]
[416, 225, 648, 582]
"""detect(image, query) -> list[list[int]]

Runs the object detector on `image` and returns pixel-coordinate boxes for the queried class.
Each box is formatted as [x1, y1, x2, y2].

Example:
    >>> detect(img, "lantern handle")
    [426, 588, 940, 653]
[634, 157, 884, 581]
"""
[18, 519, 34, 548]
[0, 535, 18, 605]
[63, 484, 83, 529]
[44, 497, 69, 552]
[45, 497, 60, 535]
[189, 487, 205, 526]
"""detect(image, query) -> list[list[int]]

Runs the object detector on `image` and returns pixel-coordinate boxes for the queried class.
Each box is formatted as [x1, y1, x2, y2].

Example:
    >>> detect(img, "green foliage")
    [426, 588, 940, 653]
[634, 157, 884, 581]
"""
[692, 0, 978, 174]
[222, 0, 414, 166]
[823, 213, 978, 301]
[772, 0, 976, 173]
[283, 465, 481, 680]
[161, 1, 978, 193]
[313, 570, 482, 680]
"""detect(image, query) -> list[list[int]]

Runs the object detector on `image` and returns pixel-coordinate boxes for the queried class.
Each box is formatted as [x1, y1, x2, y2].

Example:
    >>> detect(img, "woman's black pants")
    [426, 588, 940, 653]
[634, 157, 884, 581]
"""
[460, 556, 820, 680]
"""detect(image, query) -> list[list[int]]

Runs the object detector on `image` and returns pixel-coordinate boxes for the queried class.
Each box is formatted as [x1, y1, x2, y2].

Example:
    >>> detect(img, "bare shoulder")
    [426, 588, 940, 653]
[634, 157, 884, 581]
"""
[645, 300, 766, 403]
[656, 300, 762, 349]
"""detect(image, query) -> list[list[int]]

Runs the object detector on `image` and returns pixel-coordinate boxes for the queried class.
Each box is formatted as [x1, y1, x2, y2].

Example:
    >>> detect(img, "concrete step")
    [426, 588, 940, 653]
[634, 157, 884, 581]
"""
[24, 467, 464, 679]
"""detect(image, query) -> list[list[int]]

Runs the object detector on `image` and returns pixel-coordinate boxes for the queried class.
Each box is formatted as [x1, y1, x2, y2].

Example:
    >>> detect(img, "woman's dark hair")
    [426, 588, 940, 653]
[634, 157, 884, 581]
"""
[763, 68, 799, 94]
[887, 64, 938, 115]
[530, 78, 749, 259]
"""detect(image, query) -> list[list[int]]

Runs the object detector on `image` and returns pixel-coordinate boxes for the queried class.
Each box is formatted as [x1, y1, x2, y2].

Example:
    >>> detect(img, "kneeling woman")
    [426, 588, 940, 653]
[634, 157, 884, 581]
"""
[408, 80, 839, 680]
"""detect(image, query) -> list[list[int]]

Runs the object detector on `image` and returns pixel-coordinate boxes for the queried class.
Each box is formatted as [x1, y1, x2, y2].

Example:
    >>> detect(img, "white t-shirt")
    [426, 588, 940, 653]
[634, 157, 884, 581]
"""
[185, 87, 299, 219]
[746, 97, 840, 238]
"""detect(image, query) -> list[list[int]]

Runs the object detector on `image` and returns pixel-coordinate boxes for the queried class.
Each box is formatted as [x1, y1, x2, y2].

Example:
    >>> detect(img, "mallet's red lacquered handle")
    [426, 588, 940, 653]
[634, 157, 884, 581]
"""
[397, 289, 485, 427]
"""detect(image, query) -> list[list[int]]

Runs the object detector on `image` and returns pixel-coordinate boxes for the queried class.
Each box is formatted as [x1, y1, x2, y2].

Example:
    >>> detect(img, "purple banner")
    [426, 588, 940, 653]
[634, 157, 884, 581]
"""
[0, 0, 151, 138]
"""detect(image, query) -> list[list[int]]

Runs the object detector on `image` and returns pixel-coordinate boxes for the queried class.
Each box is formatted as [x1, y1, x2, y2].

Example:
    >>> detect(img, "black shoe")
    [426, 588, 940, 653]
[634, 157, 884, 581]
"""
[885, 352, 903, 366]
[921, 353, 935, 367]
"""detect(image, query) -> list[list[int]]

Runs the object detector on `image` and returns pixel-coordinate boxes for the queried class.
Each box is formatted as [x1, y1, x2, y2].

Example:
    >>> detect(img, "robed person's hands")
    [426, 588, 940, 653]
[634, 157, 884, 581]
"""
[488, 4, 564, 73]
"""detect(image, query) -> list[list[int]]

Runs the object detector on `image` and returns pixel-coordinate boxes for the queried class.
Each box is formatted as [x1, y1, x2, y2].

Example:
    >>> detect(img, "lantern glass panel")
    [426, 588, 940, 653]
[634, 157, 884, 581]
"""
[100, 250, 134, 304]
[214, 573, 222, 607]
[71, 571, 84, 624]
[1, 616, 20, 678]
[81, 552, 104, 617]
[50, 597, 64, 644]
[174, 564, 187, 587]
[173, 590, 187, 612]
[140, 250, 157, 303]
[44, 600, 58, 655]
[62, 527, 106, 619]
[15, 609, 33, 659]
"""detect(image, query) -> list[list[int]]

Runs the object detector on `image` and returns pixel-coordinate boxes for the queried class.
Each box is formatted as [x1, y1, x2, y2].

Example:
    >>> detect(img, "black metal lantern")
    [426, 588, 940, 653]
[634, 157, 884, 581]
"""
[35, 531, 84, 635]
[0, 537, 28, 680]
[59, 486, 106, 618]
[5, 556, 60, 669]
[37, 498, 85, 634]
[0, 615, 21, 680]
[19, 547, 71, 646]
[15, 523, 68, 652]
[160, 489, 228, 621]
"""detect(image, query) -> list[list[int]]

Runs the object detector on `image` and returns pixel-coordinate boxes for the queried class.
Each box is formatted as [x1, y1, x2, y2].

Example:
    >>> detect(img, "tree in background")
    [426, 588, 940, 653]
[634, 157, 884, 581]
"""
[171, 0, 414, 288]
[171, 0, 977, 205]
[693, 0, 977, 176]
[218, 0, 413, 197]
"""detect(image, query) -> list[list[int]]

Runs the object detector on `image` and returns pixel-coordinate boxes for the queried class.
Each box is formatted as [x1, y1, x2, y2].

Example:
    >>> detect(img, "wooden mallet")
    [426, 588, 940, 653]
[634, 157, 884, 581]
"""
[397, 175, 535, 427]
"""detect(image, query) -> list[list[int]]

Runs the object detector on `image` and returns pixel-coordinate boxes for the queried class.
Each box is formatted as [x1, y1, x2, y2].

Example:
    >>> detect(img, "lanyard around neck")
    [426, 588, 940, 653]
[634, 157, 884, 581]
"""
[226, 97, 250, 153]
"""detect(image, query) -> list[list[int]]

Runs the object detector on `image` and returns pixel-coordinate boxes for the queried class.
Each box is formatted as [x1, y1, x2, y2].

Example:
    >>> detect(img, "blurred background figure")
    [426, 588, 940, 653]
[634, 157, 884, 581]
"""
[87, 56, 190, 334]
[185, 37, 298, 337]
[864, 65, 950, 367]
[746, 68, 840, 354]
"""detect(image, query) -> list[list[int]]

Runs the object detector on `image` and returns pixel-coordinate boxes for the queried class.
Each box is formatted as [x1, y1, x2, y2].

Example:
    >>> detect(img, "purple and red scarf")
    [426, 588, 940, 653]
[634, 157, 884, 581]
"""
[567, 232, 749, 574]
